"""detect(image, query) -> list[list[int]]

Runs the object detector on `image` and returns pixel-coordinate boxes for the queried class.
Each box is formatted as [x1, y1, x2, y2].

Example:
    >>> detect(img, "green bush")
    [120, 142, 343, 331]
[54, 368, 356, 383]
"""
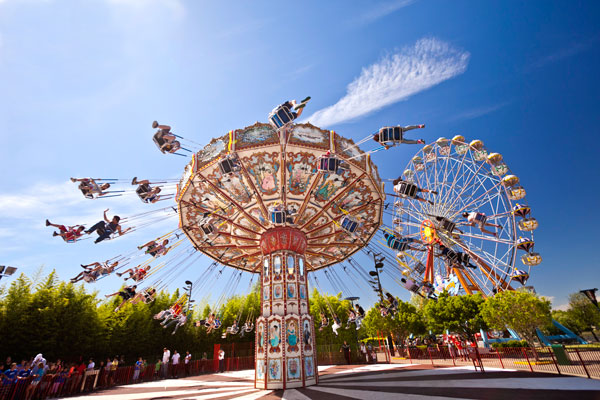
[491, 340, 529, 348]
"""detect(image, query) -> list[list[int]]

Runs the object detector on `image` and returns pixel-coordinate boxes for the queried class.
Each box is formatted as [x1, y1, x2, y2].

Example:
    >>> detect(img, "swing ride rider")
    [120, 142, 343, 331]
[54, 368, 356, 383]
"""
[45, 220, 85, 243]
[117, 264, 151, 282]
[105, 285, 137, 311]
[85, 209, 132, 244]
[71, 260, 118, 283]
[132, 177, 165, 204]
[152, 121, 181, 154]
[462, 211, 502, 237]
[70, 177, 111, 199]
[392, 176, 437, 205]
[280, 97, 311, 121]
[138, 239, 170, 257]
[373, 124, 426, 149]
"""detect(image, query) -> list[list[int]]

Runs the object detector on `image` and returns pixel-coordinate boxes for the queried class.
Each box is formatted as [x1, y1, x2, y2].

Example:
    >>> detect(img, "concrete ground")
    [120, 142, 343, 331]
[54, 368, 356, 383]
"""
[64, 363, 600, 400]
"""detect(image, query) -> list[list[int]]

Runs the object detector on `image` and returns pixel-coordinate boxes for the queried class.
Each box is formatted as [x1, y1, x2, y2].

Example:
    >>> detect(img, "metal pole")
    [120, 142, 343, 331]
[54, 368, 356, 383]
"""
[521, 348, 533, 373]
[548, 348, 561, 375]
[574, 349, 591, 379]
[495, 348, 504, 369]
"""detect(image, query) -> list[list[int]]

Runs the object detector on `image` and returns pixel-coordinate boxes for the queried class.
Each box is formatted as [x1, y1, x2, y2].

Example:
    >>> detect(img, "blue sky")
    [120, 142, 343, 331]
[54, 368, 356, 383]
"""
[0, 0, 598, 310]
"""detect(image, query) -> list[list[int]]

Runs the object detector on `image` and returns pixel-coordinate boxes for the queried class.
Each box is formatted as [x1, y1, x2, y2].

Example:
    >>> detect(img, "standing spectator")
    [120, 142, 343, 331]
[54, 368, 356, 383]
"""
[3, 363, 18, 384]
[154, 359, 162, 380]
[162, 348, 170, 378]
[184, 351, 192, 377]
[340, 341, 351, 364]
[360, 342, 368, 363]
[24, 362, 44, 400]
[201, 352, 207, 373]
[87, 358, 95, 370]
[133, 357, 143, 382]
[171, 350, 180, 378]
[218, 349, 225, 373]
[110, 356, 119, 385]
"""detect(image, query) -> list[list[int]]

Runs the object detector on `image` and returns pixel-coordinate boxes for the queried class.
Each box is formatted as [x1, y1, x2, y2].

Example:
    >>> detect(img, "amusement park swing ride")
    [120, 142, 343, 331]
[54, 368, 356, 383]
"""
[47, 98, 541, 390]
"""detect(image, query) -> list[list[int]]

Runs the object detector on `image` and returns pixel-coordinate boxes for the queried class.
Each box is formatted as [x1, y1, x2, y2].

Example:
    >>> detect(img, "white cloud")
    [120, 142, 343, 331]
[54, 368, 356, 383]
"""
[302, 37, 470, 127]
[450, 102, 509, 121]
[350, 0, 415, 26]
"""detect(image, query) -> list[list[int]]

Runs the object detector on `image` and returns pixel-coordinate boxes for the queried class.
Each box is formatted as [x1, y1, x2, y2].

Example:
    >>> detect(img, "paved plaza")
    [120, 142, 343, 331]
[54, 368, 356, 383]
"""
[65, 363, 600, 400]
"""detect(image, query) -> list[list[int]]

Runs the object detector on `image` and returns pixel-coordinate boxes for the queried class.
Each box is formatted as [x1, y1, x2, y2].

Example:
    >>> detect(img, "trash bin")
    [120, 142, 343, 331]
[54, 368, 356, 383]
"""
[551, 344, 571, 365]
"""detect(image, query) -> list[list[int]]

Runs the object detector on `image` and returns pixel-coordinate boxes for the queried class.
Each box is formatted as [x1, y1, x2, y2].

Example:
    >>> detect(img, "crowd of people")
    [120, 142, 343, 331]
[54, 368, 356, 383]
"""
[0, 348, 215, 398]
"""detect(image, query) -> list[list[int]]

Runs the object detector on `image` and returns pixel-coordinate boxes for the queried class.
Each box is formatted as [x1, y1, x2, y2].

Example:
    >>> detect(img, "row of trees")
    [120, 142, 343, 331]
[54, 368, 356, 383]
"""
[1, 269, 593, 364]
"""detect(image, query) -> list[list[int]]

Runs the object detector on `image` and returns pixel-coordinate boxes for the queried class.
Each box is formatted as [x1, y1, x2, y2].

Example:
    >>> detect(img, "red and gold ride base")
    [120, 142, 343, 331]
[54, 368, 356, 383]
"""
[255, 228, 318, 389]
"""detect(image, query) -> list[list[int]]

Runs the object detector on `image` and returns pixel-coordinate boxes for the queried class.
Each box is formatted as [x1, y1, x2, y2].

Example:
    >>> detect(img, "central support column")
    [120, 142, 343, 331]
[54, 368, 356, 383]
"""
[255, 227, 318, 390]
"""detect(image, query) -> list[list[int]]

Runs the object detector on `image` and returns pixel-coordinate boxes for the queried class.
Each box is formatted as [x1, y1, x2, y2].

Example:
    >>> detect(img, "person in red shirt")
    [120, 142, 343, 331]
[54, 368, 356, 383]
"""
[46, 220, 85, 243]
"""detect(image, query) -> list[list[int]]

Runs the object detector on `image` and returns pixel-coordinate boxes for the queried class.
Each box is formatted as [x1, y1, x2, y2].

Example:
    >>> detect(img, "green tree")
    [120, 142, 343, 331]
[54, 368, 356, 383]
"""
[564, 293, 600, 341]
[424, 292, 487, 340]
[481, 289, 551, 348]
[362, 299, 425, 343]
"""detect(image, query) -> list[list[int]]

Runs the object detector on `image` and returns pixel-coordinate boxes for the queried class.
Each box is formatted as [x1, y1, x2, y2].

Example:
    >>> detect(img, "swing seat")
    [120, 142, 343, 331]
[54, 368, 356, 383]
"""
[219, 156, 240, 175]
[341, 216, 359, 233]
[136, 183, 152, 200]
[269, 208, 286, 225]
[379, 127, 402, 143]
[318, 155, 342, 173]
[472, 213, 487, 225]
[395, 181, 418, 198]
[444, 248, 460, 264]
[435, 217, 456, 232]
[153, 131, 167, 151]
[200, 222, 215, 236]
[269, 104, 295, 129]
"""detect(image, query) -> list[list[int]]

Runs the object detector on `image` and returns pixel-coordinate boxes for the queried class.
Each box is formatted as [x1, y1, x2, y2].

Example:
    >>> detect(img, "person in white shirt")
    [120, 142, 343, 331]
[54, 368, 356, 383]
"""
[162, 348, 170, 378]
[171, 351, 180, 378]
[184, 351, 192, 377]
[218, 349, 225, 373]
[87, 359, 95, 370]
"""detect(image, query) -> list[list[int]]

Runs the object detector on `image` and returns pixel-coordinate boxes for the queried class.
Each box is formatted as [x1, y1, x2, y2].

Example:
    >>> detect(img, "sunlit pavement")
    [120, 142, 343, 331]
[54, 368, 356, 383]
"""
[64, 363, 600, 399]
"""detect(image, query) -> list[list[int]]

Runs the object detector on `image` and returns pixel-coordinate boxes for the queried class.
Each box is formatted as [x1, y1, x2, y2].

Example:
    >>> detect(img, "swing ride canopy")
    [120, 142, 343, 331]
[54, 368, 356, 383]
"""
[176, 122, 385, 272]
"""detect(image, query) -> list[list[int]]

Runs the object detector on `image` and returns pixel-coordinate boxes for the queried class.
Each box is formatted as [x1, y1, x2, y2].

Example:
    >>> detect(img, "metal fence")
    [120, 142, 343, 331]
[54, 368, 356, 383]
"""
[393, 345, 600, 379]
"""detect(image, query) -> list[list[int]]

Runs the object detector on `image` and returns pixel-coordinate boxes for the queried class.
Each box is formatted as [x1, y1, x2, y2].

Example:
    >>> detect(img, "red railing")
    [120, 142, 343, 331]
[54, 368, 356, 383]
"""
[392, 345, 600, 380]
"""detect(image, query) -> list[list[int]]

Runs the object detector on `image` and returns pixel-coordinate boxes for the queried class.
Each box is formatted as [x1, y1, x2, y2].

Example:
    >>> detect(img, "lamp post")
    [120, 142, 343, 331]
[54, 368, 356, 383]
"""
[184, 280, 195, 313]
[369, 255, 385, 303]
[0, 266, 17, 281]
[580, 288, 599, 310]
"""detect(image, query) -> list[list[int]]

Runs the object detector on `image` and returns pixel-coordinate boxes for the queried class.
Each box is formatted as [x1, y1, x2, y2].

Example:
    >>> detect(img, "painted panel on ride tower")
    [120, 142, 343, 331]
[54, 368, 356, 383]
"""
[287, 357, 301, 381]
[244, 152, 281, 196]
[286, 152, 318, 195]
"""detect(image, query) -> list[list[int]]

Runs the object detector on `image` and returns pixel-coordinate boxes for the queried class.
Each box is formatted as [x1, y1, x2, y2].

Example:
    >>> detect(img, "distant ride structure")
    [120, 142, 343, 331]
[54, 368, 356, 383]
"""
[392, 136, 540, 297]
[176, 120, 384, 389]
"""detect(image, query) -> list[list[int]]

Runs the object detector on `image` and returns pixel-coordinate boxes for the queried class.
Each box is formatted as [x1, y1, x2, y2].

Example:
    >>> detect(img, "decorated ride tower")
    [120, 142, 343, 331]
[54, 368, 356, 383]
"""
[176, 117, 384, 389]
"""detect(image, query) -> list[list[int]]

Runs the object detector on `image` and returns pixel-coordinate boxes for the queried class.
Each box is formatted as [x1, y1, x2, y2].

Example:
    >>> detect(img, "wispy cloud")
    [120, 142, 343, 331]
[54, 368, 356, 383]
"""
[526, 36, 599, 71]
[450, 101, 509, 121]
[349, 0, 415, 26]
[303, 37, 470, 127]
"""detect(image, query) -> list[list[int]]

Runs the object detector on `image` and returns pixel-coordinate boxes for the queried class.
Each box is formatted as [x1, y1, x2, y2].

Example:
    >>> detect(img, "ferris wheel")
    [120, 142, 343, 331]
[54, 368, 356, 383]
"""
[391, 135, 541, 297]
